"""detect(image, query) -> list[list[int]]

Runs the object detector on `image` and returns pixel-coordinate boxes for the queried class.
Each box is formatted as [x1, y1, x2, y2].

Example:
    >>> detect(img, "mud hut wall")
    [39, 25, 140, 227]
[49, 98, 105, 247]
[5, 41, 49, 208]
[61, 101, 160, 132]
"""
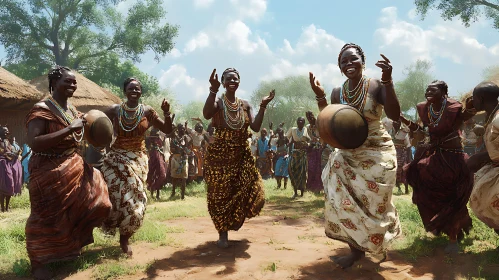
[0, 110, 30, 145]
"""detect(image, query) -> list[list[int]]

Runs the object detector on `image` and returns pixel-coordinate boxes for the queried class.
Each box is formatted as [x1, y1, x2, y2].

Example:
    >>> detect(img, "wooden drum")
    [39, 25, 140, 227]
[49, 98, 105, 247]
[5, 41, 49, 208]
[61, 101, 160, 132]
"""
[316, 104, 368, 149]
[83, 110, 113, 148]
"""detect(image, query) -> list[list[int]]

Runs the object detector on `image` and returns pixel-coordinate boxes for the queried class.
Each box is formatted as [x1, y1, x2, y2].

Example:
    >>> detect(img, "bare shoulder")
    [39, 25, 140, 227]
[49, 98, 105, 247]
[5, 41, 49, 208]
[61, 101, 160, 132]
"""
[34, 100, 49, 109]
[240, 98, 252, 109]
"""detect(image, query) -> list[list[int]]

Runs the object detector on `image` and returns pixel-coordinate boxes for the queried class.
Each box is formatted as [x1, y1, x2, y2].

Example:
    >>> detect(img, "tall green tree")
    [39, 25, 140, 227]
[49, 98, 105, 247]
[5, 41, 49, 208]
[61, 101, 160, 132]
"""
[414, 0, 499, 29]
[251, 75, 319, 131]
[395, 59, 435, 120]
[177, 101, 206, 127]
[141, 88, 179, 120]
[0, 0, 179, 73]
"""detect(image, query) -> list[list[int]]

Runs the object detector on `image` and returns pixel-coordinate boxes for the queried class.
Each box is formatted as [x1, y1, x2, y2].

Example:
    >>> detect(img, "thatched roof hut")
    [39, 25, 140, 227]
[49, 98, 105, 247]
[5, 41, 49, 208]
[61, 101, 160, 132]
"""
[0, 67, 45, 110]
[0, 67, 46, 145]
[30, 70, 121, 112]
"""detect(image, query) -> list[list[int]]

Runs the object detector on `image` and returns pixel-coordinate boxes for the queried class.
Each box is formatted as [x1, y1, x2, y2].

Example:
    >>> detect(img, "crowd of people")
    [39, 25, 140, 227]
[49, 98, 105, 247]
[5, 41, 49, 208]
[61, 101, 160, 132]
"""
[0, 42, 498, 279]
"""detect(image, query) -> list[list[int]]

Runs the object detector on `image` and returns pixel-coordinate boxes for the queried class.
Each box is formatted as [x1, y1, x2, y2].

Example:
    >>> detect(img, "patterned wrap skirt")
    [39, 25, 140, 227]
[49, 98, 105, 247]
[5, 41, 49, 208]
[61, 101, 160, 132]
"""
[470, 162, 499, 229]
[204, 127, 265, 232]
[289, 149, 308, 191]
[323, 127, 401, 254]
[101, 148, 148, 236]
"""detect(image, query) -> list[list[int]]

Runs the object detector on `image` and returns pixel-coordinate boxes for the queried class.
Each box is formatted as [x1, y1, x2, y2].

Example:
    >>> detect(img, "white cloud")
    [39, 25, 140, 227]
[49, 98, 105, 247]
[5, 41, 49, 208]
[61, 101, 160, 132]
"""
[224, 20, 270, 54]
[169, 48, 182, 58]
[184, 32, 210, 53]
[193, 0, 214, 8]
[407, 8, 418, 20]
[159, 64, 209, 103]
[230, 0, 267, 21]
[279, 24, 344, 56]
[374, 7, 499, 67]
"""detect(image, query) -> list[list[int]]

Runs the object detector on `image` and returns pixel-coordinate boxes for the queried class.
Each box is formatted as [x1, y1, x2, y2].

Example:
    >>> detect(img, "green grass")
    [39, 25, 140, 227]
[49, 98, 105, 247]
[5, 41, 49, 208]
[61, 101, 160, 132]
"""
[1, 180, 499, 279]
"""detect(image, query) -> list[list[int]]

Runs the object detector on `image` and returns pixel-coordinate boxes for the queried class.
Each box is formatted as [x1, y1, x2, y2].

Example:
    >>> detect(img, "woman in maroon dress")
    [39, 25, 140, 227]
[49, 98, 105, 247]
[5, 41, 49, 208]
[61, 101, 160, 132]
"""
[147, 128, 167, 199]
[401, 80, 475, 254]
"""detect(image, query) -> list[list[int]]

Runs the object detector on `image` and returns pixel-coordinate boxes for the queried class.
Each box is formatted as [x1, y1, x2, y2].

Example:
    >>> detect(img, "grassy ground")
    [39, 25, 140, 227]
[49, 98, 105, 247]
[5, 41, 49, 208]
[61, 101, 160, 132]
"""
[0, 181, 498, 279]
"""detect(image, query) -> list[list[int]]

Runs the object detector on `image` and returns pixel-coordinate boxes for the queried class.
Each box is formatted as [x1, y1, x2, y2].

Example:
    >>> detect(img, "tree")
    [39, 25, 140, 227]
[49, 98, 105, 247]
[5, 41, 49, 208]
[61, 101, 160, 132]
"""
[0, 0, 179, 70]
[141, 88, 179, 120]
[177, 101, 206, 127]
[251, 75, 319, 131]
[395, 60, 435, 120]
[85, 53, 161, 98]
[414, 0, 499, 29]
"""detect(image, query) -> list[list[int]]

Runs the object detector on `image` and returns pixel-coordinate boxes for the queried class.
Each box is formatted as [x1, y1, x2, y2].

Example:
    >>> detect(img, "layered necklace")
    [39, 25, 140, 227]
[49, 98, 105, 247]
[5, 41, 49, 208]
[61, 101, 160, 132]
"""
[222, 93, 245, 130]
[428, 98, 447, 127]
[47, 96, 83, 142]
[119, 102, 145, 132]
[342, 76, 369, 112]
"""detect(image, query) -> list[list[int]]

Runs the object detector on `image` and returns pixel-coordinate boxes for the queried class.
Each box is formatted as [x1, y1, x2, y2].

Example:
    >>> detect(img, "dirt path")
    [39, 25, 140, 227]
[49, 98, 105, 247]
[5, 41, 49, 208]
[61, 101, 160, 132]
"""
[65, 214, 499, 280]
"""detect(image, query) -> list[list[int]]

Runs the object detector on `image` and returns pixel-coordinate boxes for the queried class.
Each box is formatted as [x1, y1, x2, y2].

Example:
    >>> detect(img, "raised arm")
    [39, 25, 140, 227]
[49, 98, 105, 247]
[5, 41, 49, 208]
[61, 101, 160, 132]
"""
[375, 54, 401, 120]
[248, 89, 275, 132]
[150, 100, 174, 135]
[203, 69, 221, 120]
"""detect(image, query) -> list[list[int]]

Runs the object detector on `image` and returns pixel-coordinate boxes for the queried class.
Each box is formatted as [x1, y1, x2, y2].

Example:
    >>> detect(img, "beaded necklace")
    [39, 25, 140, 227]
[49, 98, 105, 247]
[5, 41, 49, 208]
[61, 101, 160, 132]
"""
[119, 102, 145, 132]
[427, 98, 447, 127]
[222, 93, 245, 130]
[341, 76, 370, 112]
[47, 96, 83, 142]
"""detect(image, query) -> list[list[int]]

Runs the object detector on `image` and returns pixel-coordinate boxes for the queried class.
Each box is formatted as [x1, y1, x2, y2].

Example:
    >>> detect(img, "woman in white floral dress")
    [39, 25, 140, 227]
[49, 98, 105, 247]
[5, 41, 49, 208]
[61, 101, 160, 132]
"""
[309, 43, 402, 269]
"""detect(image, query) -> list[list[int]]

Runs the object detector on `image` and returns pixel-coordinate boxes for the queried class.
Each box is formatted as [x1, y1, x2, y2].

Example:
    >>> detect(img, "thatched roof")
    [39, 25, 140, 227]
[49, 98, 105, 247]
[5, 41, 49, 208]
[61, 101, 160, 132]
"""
[30, 70, 121, 110]
[0, 67, 45, 110]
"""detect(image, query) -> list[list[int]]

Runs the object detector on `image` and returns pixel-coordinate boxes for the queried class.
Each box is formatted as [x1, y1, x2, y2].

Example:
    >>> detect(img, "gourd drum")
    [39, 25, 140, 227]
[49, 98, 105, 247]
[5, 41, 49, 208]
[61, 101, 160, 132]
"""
[316, 104, 368, 149]
[83, 110, 113, 148]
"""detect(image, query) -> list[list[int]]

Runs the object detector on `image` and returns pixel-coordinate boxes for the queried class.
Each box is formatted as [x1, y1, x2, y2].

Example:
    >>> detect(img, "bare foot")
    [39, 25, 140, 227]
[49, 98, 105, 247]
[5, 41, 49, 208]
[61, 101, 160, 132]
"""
[120, 235, 133, 257]
[444, 242, 459, 255]
[330, 251, 364, 269]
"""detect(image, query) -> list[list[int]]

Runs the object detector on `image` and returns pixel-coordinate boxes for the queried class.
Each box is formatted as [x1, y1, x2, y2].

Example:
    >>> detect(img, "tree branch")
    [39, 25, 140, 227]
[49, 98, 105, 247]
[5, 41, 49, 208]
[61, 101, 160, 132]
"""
[475, 0, 499, 11]
[72, 43, 117, 69]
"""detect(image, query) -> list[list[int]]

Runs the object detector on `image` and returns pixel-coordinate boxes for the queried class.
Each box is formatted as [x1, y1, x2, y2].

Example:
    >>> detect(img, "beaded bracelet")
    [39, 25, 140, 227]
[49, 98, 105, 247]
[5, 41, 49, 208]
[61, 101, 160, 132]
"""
[209, 87, 218, 95]
[381, 79, 393, 85]
[315, 94, 327, 101]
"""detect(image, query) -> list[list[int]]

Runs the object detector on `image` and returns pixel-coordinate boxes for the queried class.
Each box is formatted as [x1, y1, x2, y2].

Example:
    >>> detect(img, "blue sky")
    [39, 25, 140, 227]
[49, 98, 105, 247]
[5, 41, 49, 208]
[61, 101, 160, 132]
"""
[2, 0, 499, 104]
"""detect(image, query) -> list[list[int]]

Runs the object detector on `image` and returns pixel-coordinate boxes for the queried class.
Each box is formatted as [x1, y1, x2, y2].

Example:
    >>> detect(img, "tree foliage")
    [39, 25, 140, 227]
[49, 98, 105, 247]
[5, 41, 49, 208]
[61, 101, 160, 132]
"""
[141, 88, 179, 119]
[0, 0, 179, 70]
[395, 59, 435, 120]
[177, 101, 206, 127]
[251, 75, 319, 131]
[414, 0, 499, 29]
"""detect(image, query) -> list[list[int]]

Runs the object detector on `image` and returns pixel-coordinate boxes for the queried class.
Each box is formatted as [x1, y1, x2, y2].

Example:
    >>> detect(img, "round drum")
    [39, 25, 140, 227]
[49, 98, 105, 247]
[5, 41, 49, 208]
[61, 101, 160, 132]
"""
[316, 104, 368, 149]
[83, 110, 113, 148]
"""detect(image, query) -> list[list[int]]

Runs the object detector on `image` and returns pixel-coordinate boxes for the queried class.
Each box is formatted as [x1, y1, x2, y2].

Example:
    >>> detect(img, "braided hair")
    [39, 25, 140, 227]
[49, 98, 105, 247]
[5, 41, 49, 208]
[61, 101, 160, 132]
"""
[123, 77, 142, 94]
[48, 66, 72, 94]
[337, 43, 366, 69]
[221, 68, 240, 84]
[430, 80, 448, 97]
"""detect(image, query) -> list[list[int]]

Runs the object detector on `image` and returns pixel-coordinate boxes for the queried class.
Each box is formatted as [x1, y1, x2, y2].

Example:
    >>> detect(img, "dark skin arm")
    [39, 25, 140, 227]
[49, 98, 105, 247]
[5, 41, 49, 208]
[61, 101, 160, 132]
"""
[203, 69, 221, 120]
[27, 104, 85, 152]
[245, 90, 275, 132]
[467, 150, 491, 173]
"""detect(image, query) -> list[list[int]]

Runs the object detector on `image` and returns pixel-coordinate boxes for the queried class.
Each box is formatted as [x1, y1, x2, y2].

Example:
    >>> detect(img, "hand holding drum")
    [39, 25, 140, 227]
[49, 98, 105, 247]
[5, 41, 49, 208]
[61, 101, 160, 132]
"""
[82, 110, 114, 148]
[316, 105, 368, 149]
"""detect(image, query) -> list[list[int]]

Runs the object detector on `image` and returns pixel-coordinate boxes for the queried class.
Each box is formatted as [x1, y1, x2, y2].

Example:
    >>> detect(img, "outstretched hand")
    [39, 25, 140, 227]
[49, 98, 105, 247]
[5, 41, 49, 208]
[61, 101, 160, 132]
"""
[161, 99, 171, 113]
[209, 69, 221, 91]
[261, 89, 275, 107]
[375, 54, 392, 82]
[309, 72, 325, 97]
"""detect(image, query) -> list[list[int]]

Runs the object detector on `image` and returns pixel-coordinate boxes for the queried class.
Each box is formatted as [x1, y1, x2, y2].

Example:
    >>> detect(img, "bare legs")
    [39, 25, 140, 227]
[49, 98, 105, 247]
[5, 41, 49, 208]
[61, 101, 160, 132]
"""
[170, 179, 186, 200]
[120, 234, 133, 256]
[0, 194, 11, 212]
[217, 231, 229, 248]
[276, 177, 288, 189]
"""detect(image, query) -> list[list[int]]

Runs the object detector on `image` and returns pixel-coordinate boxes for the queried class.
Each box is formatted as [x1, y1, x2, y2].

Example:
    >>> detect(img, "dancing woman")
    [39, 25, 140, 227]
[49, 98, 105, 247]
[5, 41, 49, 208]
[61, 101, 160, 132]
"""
[146, 128, 167, 200]
[274, 127, 290, 189]
[287, 117, 310, 198]
[25, 66, 112, 279]
[400, 80, 475, 254]
[309, 43, 402, 268]
[203, 68, 275, 248]
[305, 111, 323, 193]
[0, 126, 22, 212]
[468, 82, 499, 235]
[102, 77, 174, 256]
